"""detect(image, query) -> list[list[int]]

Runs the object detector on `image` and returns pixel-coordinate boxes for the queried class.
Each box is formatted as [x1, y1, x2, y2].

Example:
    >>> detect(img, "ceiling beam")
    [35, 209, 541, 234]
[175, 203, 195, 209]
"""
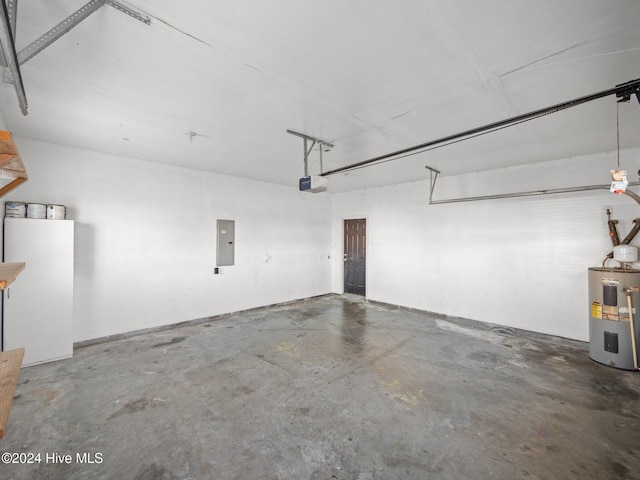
[6, 0, 16, 38]
[17, 0, 105, 65]
[104, 0, 150, 25]
[17, 0, 150, 66]
[0, 0, 151, 115]
[0, 0, 18, 68]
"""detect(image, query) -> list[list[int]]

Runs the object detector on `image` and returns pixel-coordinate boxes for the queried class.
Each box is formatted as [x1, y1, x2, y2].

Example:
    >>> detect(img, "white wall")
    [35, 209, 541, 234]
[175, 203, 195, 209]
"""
[332, 149, 640, 341]
[9, 138, 333, 342]
[7, 131, 639, 343]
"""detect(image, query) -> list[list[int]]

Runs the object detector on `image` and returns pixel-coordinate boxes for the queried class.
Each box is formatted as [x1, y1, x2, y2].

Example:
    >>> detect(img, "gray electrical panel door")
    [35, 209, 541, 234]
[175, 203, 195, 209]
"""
[216, 219, 235, 266]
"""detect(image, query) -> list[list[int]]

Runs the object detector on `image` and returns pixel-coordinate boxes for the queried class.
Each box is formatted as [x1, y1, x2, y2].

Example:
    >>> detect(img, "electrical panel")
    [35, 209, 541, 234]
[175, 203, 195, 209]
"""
[216, 219, 235, 266]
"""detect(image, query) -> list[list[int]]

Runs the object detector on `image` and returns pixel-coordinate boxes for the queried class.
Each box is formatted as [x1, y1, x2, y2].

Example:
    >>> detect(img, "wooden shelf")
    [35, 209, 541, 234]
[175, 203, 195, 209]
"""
[0, 136, 28, 436]
[0, 262, 25, 290]
[0, 348, 24, 438]
[0, 130, 28, 198]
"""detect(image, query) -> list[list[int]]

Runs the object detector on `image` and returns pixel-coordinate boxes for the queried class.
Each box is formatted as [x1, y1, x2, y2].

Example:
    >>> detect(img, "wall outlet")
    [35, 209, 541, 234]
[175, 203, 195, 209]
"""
[214, 267, 220, 274]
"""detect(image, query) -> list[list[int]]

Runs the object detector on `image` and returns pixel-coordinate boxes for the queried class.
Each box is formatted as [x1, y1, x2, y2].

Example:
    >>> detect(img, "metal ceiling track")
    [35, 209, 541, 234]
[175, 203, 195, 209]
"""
[427, 174, 640, 206]
[286, 129, 333, 177]
[0, 0, 150, 116]
[286, 129, 334, 150]
[0, 0, 25, 114]
[0, 0, 18, 70]
[103, 0, 151, 25]
[321, 78, 640, 177]
[18, 0, 150, 65]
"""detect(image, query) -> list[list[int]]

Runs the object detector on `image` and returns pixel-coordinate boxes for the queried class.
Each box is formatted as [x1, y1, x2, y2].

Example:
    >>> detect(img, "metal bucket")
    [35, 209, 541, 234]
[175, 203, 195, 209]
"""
[46, 204, 66, 220]
[26, 203, 47, 219]
[5, 201, 26, 218]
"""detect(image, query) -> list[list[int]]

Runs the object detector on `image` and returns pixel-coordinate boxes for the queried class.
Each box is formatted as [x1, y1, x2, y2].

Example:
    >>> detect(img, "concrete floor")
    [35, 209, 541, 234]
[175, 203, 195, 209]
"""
[1, 294, 640, 479]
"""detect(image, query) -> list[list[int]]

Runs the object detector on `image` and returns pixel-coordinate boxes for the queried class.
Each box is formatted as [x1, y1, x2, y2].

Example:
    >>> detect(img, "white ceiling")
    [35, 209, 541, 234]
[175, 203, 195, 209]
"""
[1, 0, 639, 192]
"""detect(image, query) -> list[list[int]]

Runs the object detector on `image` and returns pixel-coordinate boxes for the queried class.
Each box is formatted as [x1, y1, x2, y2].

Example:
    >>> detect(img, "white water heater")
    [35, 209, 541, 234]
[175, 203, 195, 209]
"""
[588, 267, 640, 370]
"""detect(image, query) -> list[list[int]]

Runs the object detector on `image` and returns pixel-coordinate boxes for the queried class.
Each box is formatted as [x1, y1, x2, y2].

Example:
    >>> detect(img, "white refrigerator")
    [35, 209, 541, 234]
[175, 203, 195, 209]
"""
[2, 218, 74, 366]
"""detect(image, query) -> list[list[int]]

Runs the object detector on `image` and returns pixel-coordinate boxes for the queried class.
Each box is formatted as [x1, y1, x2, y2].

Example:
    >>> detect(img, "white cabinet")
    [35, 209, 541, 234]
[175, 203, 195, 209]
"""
[2, 218, 74, 366]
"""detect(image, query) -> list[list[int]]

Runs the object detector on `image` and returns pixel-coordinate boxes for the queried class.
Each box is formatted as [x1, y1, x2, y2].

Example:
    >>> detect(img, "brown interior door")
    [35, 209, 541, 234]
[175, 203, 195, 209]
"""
[344, 219, 366, 296]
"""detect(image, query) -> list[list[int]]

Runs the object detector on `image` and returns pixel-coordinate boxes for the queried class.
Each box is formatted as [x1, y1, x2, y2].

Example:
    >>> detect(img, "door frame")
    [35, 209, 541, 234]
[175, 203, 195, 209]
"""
[342, 216, 368, 297]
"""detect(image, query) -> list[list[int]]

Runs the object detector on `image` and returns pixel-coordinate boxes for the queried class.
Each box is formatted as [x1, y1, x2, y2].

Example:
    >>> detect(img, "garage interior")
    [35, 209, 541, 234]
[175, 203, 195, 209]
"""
[0, 1, 640, 479]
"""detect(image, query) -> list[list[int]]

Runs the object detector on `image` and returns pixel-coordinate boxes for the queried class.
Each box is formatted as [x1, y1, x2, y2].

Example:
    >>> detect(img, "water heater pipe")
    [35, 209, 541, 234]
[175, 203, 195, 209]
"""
[606, 218, 640, 259]
[607, 209, 621, 247]
[623, 287, 640, 370]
